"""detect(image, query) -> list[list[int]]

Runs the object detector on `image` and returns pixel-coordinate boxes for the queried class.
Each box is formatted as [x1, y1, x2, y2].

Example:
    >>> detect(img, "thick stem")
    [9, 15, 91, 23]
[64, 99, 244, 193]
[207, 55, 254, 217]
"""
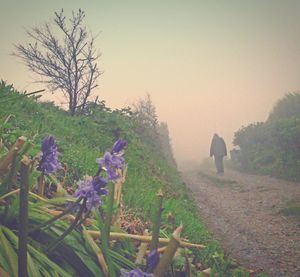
[150, 190, 164, 251]
[87, 230, 205, 249]
[17, 142, 33, 160]
[153, 225, 183, 277]
[0, 136, 26, 174]
[135, 230, 150, 265]
[18, 156, 31, 277]
[37, 173, 45, 197]
[2, 148, 18, 189]
[184, 248, 192, 277]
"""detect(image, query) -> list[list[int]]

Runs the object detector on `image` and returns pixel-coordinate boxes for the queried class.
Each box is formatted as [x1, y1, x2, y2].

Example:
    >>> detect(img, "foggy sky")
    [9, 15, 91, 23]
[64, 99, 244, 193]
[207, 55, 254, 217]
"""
[1, 0, 300, 164]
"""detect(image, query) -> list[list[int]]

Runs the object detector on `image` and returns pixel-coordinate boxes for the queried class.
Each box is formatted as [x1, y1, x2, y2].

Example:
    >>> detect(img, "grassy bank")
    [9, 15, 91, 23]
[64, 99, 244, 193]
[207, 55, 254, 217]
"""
[0, 81, 257, 276]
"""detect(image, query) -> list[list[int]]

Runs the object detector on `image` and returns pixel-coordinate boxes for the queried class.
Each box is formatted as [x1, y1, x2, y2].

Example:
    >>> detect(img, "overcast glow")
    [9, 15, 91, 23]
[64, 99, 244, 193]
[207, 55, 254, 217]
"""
[1, 0, 300, 164]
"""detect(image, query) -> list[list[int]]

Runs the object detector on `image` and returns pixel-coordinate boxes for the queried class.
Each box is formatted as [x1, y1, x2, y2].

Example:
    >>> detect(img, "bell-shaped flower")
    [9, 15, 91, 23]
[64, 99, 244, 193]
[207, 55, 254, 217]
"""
[38, 135, 61, 174]
[74, 176, 108, 210]
[111, 138, 128, 154]
[96, 151, 125, 182]
[120, 268, 154, 277]
[146, 249, 160, 271]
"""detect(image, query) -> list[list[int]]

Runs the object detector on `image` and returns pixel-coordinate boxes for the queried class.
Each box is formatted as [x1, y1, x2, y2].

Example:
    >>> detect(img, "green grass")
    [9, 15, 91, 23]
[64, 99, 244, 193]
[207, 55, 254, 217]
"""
[0, 81, 260, 276]
[280, 200, 300, 222]
[198, 170, 239, 188]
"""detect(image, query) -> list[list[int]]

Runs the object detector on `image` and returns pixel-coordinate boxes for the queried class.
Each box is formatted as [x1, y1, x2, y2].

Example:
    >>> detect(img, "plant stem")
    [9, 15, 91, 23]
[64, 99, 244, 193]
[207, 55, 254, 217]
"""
[150, 189, 164, 251]
[0, 136, 26, 174]
[83, 227, 109, 277]
[0, 188, 20, 201]
[135, 229, 150, 265]
[17, 141, 33, 159]
[1, 148, 18, 189]
[103, 182, 115, 249]
[18, 156, 31, 277]
[46, 199, 86, 253]
[37, 173, 45, 197]
[153, 225, 183, 277]
[28, 196, 82, 234]
[87, 230, 205, 249]
[101, 182, 117, 277]
[76, 210, 91, 228]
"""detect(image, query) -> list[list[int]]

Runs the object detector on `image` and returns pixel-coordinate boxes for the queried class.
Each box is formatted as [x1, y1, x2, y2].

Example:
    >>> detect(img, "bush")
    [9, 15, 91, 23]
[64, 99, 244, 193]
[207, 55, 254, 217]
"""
[233, 92, 300, 180]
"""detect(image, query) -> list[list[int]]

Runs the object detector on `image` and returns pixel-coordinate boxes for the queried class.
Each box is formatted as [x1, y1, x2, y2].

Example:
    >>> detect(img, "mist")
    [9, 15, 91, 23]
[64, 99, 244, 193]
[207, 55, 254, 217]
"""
[1, 0, 300, 166]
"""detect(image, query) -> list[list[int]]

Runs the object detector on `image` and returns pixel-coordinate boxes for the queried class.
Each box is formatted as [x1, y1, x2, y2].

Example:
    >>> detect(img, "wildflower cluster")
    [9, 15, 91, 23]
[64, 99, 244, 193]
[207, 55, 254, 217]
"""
[74, 138, 128, 210]
[73, 176, 108, 210]
[38, 135, 61, 174]
[120, 268, 154, 277]
[146, 249, 160, 271]
[96, 138, 128, 182]
[120, 249, 159, 276]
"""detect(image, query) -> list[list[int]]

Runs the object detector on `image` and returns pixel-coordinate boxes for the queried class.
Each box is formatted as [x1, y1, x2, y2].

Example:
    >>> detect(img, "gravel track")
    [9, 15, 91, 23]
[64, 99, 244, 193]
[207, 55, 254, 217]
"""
[182, 168, 300, 277]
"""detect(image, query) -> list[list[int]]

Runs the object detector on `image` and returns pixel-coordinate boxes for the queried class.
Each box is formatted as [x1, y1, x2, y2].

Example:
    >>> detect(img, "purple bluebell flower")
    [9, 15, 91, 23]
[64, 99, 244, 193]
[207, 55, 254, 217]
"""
[38, 135, 61, 174]
[96, 151, 125, 182]
[85, 190, 101, 210]
[146, 249, 160, 271]
[73, 177, 93, 199]
[74, 176, 108, 210]
[92, 176, 108, 195]
[97, 152, 125, 169]
[120, 268, 154, 277]
[111, 138, 128, 154]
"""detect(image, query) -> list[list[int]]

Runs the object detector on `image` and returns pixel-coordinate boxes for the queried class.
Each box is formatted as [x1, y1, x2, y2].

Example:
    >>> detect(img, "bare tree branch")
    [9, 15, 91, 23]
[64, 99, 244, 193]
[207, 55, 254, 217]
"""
[13, 9, 101, 115]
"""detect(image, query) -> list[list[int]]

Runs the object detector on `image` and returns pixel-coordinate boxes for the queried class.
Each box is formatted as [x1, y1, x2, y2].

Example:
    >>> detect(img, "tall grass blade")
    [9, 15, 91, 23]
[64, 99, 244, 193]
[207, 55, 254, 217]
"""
[0, 227, 18, 277]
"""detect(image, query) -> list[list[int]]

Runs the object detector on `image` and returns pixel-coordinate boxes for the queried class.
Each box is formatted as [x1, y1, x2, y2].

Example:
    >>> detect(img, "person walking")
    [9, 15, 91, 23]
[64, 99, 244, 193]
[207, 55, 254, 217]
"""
[210, 133, 227, 174]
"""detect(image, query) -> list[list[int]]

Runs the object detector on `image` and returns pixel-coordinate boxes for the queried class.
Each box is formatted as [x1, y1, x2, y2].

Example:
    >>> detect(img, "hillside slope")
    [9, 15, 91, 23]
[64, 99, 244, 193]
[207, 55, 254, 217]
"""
[0, 81, 255, 276]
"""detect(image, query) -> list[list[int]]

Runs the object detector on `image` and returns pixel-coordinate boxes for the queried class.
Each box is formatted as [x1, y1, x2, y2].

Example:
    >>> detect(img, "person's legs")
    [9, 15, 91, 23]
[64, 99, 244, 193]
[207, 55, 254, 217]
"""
[214, 155, 224, 174]
[214, 155, 220, 173]
[219, 156, 224, 174]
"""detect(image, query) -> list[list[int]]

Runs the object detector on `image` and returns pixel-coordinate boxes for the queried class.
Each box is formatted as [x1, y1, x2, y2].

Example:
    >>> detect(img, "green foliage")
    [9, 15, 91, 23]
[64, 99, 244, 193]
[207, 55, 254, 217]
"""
[198, 170, 238, 188]
[158, 122, 177, 167]
[268, 92, 300, 121]
[131, 93, 160, 150]
[280, 200, 300, 222]
[233, 93, 300, 180]
[0, 81, 254, 276]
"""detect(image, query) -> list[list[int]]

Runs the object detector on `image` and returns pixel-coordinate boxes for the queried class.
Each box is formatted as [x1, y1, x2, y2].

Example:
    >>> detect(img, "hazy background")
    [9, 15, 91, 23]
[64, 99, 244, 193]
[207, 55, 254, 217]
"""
[1, 0, 300, 165]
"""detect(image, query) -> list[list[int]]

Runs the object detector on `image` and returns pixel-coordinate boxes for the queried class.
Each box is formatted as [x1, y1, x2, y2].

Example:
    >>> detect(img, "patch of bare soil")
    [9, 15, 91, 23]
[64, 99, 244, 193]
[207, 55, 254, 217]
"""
[182, 168, 300, 277]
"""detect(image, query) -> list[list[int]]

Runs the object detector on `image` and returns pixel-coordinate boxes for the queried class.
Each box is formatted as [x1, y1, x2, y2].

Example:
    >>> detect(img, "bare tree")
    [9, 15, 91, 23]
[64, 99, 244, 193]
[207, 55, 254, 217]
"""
[14, 9, 101, 115]
[132, 93, 160, 149]
[132, 93, 158, 129]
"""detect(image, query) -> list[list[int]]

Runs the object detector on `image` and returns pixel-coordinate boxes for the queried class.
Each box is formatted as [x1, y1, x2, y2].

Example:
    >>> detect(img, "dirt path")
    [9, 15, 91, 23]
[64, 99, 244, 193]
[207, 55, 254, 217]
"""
[182, 168, 300, 277]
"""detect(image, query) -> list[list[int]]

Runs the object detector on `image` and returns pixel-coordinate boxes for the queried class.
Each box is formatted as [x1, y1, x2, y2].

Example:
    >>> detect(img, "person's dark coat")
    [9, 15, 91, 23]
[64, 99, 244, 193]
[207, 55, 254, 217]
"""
[210, 134, 227, 157]
[210, 134, 227, 174]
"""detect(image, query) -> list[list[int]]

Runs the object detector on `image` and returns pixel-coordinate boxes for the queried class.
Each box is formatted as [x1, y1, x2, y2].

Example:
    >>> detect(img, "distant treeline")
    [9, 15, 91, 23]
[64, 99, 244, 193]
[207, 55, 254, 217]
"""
[132, 93, 177, 168]
[232, 92, 300, 181]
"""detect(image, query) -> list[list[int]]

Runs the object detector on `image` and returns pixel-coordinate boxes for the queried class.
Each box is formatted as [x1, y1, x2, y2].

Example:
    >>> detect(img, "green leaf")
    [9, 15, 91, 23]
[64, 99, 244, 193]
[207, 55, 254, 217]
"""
[2, 226, 71, 277]
[27, 251, 42, 277]
[0, 227, 18, 277]
[109, 249, 136, 270]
